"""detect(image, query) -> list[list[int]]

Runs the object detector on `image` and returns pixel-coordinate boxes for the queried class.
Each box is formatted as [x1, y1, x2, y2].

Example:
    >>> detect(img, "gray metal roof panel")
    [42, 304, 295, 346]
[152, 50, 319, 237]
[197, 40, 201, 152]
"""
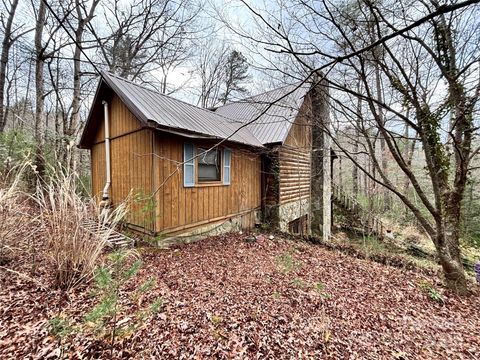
[102, 72, 263, 148]
[213, 82, 311, 144]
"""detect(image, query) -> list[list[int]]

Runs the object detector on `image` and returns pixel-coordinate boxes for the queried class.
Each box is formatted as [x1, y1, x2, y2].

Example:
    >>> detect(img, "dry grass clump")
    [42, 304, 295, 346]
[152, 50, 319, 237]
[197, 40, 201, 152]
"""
[0, 165, 32, 265]
[36, 170, 129, 290]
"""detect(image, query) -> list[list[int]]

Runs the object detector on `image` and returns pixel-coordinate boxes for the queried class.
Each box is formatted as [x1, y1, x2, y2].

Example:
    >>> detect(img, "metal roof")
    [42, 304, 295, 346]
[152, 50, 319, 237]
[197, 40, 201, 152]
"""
[100, 72, 264, 148]
[213, 82, 311, 145]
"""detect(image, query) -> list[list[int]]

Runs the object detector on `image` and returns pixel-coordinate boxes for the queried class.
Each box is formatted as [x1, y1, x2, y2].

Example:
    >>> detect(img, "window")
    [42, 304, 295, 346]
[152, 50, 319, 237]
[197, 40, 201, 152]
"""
[183, 143, 195, 187]
[197, 147, 221, 182]
[183, 143, 232, 187]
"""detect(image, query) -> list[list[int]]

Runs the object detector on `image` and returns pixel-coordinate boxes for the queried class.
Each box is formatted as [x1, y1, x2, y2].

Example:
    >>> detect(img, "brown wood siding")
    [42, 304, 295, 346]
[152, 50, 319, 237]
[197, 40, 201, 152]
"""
[91, 130, 155, 231]
[154, 133, 262, 234]
[90, 93, 261, 235]
[91, 141, 106, 200]
[90, 95, 155, 232]
[93, 94, 142, 144]
[279, 99, 312, 204]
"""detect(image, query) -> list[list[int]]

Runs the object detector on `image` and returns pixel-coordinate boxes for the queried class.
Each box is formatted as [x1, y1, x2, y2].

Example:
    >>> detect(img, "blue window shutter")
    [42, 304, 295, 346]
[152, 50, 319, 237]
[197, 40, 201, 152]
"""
[184, 143, 195, 187]
[223, 148, 231, 185]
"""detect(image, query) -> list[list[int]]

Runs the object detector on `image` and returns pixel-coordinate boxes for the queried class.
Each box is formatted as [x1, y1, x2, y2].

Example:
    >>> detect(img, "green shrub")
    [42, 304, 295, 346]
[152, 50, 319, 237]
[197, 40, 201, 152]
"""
[48, 316, 73, 338]
[0, 130, 35, 179]
[275, 252, 303, 274]
[84, 250, 162, 347]
[49, 249, 162, 355]
[292, 277, 307, 289]
[417, 280, 444, 303]
[313, 282, 331, 299]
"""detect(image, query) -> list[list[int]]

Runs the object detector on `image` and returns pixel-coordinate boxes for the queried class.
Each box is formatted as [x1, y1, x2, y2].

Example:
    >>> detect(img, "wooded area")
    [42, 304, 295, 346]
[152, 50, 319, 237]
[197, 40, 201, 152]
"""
[230, 0, 480, 293]
[0, 0, 479, 357]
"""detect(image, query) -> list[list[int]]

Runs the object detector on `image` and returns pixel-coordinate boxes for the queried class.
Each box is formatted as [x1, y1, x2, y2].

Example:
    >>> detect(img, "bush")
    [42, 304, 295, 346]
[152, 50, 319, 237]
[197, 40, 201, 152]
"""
[0, 130, 35, 179]
[36, 170, 129, 290]
[84, 250, 162, 344]
[417, 279, 444, 303]
[275, 252, 303, 274]
[49, 250, 162, 355]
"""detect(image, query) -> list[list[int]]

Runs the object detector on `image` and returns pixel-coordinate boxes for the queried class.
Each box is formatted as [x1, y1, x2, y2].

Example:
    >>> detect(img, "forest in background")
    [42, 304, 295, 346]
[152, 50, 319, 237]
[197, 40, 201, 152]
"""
[0, 0, 256, 183]
[0, 0, 479, 293]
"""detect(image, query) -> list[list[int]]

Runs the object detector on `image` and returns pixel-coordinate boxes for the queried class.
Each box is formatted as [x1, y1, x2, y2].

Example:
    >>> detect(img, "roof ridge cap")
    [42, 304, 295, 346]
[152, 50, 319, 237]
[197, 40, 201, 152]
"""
[103, 71, 253, 125]
[101, 71, 263, 146]
[217, 80, 307, 108]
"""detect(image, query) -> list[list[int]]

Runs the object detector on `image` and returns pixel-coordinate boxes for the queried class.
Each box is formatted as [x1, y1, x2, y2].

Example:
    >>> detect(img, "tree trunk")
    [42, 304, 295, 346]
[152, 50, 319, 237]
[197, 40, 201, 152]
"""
[352, 86, 361, 198]
[375, 63, 390, 211]
[363, 153, 368, 198]
[368, 133, 376, 212]
[34, 1, 47, 183]
[66, 0, 99, 170]
[435, 213, 468, 294]
[0, 0, 19, 132]
[338, 155, 343, 188]
[352, 141, 358, 197]
[65, 27, 82, 171]
[402, 121, 416, 218]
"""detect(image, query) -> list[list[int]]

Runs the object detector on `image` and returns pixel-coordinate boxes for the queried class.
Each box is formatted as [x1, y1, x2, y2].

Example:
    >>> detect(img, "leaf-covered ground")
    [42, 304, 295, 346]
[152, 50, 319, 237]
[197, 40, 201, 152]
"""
[1, 233, 479, 359]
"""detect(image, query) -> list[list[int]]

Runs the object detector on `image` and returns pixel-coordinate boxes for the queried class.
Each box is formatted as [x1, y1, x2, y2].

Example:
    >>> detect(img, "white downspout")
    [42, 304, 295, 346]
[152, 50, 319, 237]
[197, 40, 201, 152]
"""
[102, 100, 111, 200]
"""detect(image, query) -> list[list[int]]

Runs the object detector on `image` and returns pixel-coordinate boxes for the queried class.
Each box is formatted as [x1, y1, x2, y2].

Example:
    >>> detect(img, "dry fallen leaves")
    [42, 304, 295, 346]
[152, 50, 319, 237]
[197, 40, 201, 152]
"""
[0, 233, 479, 359]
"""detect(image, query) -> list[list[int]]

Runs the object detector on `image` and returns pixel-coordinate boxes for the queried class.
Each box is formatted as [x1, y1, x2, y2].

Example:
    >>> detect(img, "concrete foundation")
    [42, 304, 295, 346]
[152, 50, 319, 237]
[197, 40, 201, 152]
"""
[156, 210, 260, 248]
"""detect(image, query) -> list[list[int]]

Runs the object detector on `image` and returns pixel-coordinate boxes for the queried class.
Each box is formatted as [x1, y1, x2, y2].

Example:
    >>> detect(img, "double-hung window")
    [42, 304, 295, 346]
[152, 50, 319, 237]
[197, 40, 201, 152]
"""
[183, 143, 232, 187]
[197, 147, 221, 182]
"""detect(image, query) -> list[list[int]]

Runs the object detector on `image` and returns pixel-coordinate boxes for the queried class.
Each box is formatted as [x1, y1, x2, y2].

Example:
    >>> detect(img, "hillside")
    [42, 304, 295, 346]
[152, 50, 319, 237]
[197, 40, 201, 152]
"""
[1, 234, 478, 359]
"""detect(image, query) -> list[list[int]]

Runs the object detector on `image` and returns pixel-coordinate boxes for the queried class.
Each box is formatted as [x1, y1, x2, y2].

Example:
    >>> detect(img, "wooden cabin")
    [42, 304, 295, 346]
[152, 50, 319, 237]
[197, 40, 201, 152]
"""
[79, 72, 332, 242]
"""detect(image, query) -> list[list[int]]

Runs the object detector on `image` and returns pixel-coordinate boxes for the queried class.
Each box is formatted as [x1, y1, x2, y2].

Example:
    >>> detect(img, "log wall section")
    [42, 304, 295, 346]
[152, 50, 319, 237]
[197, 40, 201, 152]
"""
[278, 98, 312, 204]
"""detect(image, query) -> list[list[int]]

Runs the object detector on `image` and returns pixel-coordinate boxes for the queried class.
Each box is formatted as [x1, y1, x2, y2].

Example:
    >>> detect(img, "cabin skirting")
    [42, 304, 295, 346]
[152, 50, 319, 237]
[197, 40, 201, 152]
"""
[154, 208, 261, 247]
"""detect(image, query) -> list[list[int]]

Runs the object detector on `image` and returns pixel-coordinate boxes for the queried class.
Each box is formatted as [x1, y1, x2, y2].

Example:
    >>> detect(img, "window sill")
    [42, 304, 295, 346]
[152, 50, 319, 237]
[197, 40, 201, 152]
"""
[184, 182, 230, 188]
[196, 182, 229, 187]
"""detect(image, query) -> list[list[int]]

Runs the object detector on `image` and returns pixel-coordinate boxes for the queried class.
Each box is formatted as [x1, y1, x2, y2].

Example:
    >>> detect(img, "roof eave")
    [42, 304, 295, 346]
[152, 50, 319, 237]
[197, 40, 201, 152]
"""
[101, 72, 150, 125]
[78, 71, 150, 149]
[77, 75, 105, 149]
[79, 71, 265, 150]
[147, 120, 265, 149]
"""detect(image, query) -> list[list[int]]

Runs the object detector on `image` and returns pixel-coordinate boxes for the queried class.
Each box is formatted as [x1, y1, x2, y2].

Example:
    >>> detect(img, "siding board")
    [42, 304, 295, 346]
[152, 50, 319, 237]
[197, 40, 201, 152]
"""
[153, 133, 261, 234]
[278, 101, 312, 205]
[92, 130, 154, 231]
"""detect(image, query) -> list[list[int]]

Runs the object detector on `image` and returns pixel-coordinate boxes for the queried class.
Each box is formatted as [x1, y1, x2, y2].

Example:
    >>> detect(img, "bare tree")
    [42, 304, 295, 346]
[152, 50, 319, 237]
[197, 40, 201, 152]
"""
[31, 0, 73, 178]
[334, 2, 478, 293]
[44, 0, 102, 170]
[33, 0, 47, 178]
[234, 0, 480, 292]
[333, 2, 479, 292]
[0, 0, 203, 179]
[195, 40, 229, 108]
[89, 0, 199, 86]
[352, 87, 361, 197]
[0, 0, 32, 132]
[67, 0, 100, 139]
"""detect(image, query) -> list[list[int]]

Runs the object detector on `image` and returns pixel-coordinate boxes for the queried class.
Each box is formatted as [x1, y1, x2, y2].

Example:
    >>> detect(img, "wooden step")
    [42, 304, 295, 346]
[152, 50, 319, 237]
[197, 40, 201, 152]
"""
[332, 183, 386, 238]
[81, 219, 134, 248]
